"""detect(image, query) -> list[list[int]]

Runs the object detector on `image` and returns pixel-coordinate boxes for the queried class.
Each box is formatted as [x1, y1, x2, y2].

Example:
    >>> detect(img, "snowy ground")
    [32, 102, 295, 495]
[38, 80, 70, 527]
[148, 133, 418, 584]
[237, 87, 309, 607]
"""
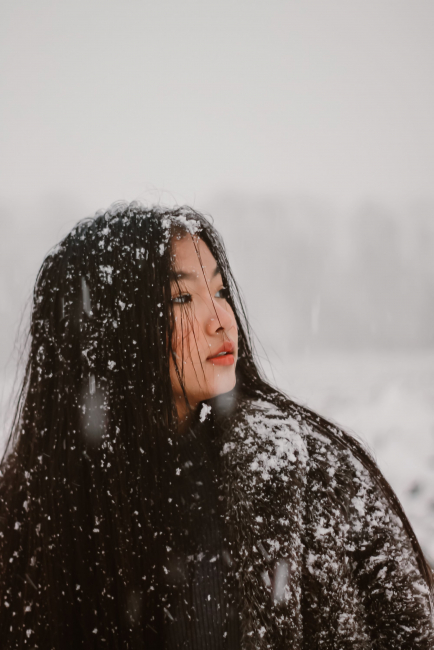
[1, 349, 433, 560]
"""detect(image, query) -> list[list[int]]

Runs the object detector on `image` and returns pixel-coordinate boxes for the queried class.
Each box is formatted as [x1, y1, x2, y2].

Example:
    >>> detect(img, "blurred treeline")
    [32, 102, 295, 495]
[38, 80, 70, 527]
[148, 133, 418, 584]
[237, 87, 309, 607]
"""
[210, 194, 434, 355]
[1, 193, 434, 372]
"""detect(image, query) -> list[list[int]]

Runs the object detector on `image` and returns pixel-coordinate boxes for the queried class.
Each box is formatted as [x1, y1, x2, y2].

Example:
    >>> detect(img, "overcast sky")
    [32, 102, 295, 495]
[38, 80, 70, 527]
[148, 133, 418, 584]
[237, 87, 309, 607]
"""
[1, 0, 434, 216]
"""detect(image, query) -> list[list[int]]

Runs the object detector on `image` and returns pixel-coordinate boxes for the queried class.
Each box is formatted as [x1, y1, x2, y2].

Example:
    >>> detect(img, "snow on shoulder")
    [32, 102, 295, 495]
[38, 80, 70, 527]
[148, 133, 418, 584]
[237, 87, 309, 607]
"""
[222, 398, 308, 483]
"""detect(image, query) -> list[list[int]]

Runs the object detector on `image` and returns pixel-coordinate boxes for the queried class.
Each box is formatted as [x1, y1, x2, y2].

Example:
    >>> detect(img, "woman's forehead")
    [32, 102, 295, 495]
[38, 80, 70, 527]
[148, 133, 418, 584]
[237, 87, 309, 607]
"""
[171, 236, 219, 280]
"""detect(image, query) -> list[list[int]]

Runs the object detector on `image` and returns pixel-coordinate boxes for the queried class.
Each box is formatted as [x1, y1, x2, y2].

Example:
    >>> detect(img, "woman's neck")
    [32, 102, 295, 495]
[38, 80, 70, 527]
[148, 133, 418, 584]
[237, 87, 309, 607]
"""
[175, 397, 198, 434]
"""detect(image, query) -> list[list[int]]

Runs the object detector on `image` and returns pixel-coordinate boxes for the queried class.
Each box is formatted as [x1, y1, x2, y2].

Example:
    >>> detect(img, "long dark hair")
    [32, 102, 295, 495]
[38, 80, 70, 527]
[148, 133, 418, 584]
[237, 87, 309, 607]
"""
[0, 201, 432, 648]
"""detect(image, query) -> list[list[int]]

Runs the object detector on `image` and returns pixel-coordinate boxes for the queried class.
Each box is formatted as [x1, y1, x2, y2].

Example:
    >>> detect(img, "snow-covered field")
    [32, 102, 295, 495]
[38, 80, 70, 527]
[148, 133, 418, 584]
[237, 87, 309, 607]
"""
[1, 349, 433, 561]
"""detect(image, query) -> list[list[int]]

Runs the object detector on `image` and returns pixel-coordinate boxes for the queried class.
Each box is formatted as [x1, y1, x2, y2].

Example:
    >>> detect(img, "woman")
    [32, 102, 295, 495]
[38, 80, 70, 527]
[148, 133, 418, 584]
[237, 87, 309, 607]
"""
[0, 201, 432, 649]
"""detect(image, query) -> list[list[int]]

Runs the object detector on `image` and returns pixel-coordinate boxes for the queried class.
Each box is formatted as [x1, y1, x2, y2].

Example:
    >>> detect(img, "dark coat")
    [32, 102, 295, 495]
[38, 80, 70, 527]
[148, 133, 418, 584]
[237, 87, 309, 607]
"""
[217, 395, 434, 649]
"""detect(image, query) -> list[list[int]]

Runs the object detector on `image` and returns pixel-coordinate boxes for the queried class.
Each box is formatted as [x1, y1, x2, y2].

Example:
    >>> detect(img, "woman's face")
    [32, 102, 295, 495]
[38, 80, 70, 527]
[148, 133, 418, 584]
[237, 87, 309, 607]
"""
[169, 235, 238, 419]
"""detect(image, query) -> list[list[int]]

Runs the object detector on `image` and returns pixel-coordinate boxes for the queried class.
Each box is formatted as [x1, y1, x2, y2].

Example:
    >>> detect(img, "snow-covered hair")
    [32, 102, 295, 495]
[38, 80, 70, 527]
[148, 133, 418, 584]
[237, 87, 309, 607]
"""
[0, 201, 431, 647]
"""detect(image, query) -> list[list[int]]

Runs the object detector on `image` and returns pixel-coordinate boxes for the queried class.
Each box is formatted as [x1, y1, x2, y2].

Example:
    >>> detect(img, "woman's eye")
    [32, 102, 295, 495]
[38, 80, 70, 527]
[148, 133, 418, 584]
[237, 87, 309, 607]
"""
[172, 293, 192, 305]
[215, 287, 228, 299]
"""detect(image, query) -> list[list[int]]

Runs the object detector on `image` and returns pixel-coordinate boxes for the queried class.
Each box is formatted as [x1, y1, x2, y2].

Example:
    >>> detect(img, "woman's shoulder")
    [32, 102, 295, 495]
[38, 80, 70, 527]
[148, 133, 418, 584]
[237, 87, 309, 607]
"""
[216, 391, 372, 502]
[228, 391, 370, 473]
[228, 391, 414, 515]
[219, 394, 309, 475]
[232, 393, 425, 554]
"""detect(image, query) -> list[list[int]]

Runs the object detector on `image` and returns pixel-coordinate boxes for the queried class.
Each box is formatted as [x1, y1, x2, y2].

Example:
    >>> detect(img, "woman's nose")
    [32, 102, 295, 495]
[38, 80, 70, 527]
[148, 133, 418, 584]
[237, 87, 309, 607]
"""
[205, 298, 235, 335]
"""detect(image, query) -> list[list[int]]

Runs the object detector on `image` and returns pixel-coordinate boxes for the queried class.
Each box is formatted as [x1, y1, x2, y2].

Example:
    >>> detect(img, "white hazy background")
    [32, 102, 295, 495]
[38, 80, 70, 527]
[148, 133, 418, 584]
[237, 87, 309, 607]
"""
[1, 1, 434, 558]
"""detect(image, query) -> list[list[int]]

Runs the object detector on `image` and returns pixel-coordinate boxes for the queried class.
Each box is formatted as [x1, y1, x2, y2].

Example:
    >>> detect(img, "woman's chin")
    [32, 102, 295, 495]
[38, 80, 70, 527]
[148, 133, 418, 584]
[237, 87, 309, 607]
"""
[208, 373, 237, 401]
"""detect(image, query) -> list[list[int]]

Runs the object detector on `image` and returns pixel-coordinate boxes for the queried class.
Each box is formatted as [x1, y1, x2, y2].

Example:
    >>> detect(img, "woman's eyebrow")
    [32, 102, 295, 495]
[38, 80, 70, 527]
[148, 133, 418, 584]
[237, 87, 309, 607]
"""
[170, 264, 221, 282]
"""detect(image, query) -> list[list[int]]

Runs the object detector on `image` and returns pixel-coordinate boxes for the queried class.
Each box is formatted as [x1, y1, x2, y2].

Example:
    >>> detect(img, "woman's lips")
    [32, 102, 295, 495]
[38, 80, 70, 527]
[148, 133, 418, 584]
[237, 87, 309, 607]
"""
[208, 353, 235, 366]
[207, 341, 236, 366]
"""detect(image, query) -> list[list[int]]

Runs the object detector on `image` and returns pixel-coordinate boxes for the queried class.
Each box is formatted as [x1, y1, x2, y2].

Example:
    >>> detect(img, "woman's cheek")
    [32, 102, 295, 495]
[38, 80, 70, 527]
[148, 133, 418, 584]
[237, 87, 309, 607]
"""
[172, 312, 187, 349]
[172, 326, 197, 363]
